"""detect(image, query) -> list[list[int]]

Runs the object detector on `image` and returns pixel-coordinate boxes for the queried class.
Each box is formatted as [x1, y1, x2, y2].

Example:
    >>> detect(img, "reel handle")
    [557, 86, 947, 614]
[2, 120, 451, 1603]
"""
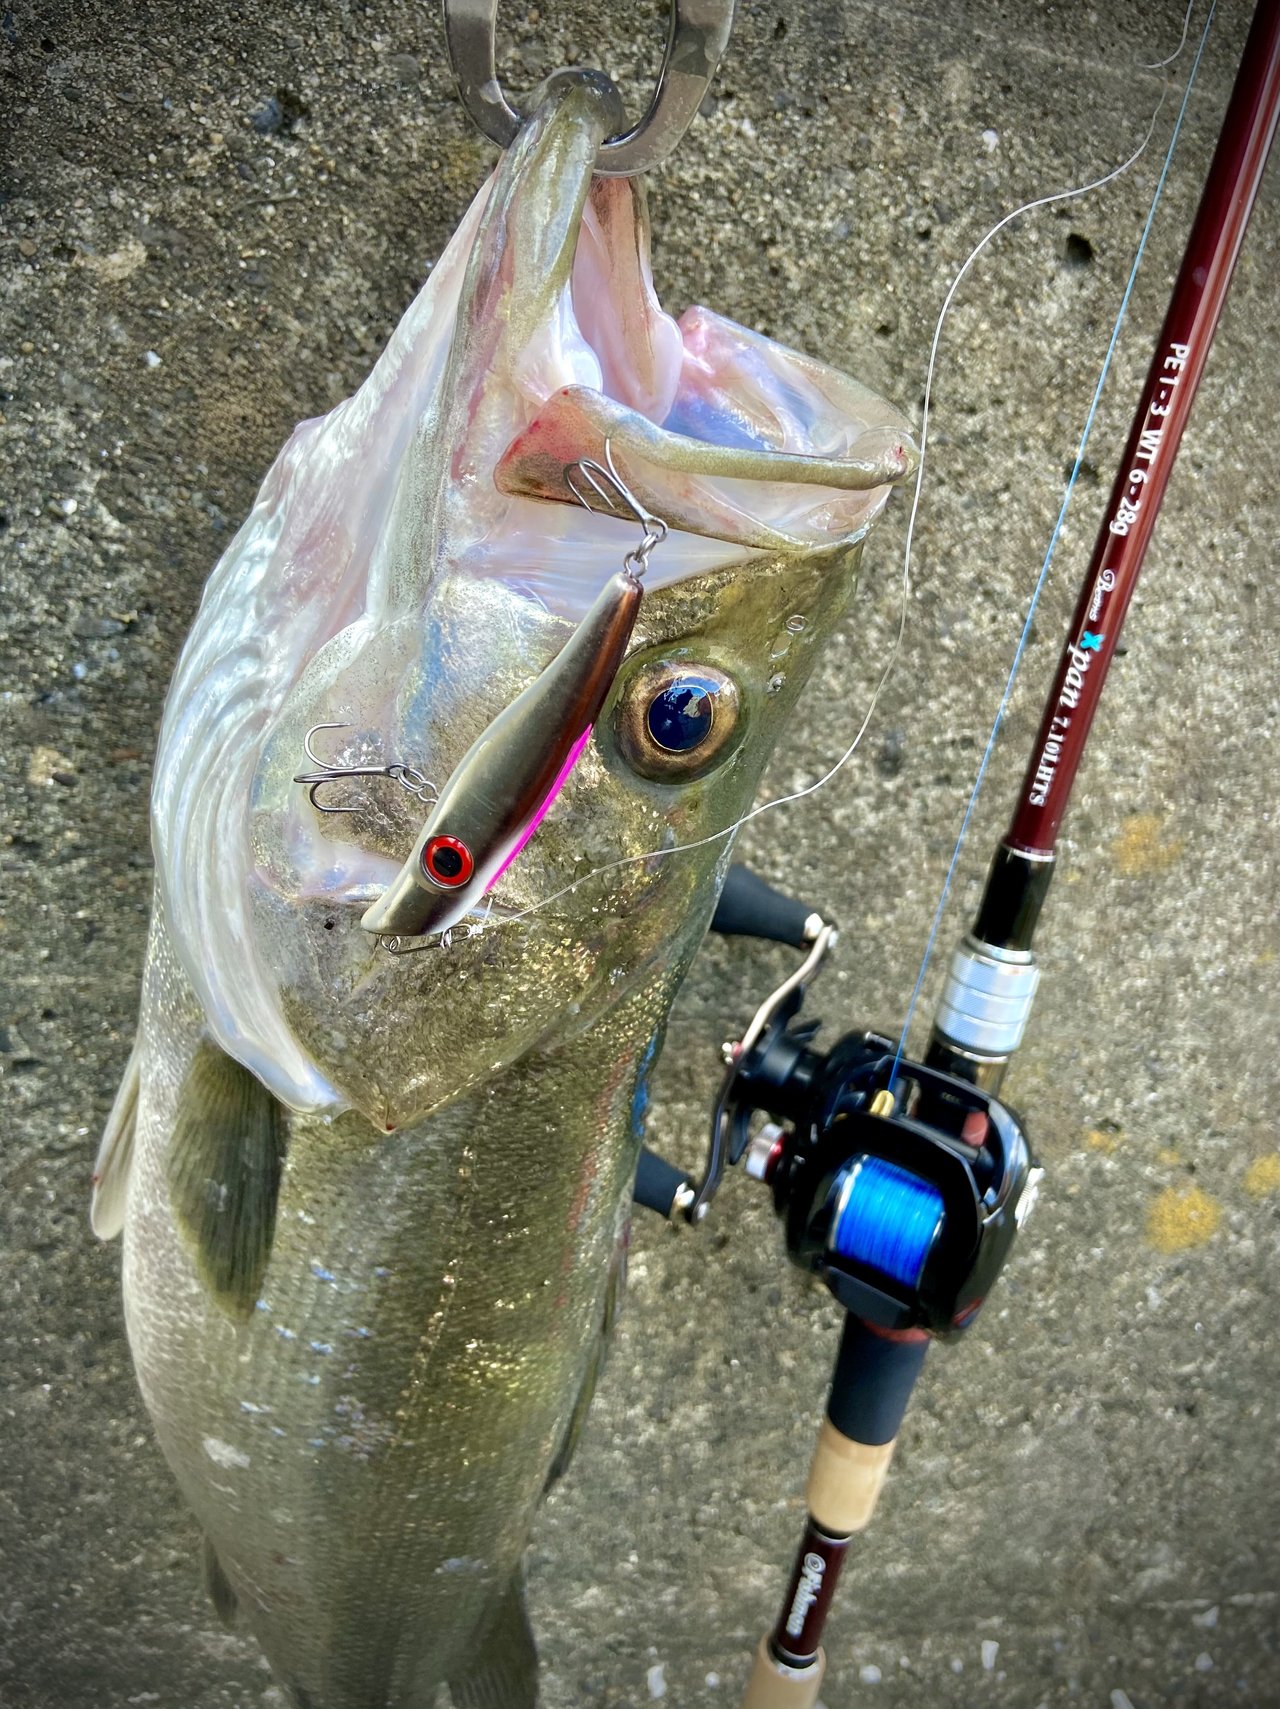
[711, 865, 826, 950]
[633, 1147, 696, 1221]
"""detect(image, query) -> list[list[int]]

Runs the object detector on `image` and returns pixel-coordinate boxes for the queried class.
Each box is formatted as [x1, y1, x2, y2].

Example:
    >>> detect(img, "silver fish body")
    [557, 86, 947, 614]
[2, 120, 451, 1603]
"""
[94, 73, 914, 1708]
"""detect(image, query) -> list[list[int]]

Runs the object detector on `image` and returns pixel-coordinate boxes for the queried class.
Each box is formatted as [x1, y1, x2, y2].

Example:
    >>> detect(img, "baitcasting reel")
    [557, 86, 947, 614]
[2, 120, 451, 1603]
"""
[635, 866, 1044, 1338]
[713, 1024, 1041, 1338]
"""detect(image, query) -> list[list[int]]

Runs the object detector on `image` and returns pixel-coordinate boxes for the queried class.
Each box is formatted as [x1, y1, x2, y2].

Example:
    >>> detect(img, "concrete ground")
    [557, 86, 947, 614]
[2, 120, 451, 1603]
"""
[3, 1, 1277, 1704]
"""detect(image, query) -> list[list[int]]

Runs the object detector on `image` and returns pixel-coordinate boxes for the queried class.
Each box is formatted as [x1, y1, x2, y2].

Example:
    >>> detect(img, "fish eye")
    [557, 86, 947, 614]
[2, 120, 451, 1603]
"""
[646, 676, 719, 752]
[616, 661, 741, 780]
[422, 835, 474, 889]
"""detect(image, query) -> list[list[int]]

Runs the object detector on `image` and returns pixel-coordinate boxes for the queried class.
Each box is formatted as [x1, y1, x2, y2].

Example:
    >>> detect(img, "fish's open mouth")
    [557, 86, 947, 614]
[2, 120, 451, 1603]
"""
[445, 175, 916, 622]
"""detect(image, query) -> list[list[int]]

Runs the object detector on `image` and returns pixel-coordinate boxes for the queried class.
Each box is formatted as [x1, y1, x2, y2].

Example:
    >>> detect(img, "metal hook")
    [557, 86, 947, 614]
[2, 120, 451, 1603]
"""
[442, 0, 737, 178]
[382, 899, 495, 957]
[566, 440, 669, 578]
[294, 724, 437, 816]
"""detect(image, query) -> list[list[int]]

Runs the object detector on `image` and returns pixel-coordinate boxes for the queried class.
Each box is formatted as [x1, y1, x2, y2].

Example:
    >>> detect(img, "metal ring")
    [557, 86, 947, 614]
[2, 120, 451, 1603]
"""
[441, 0, 736, 177]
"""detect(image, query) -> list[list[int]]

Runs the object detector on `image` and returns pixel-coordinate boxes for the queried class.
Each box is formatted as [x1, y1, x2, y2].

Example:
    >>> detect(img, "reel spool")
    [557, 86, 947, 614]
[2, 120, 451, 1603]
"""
[828, 1156, 945, 1292]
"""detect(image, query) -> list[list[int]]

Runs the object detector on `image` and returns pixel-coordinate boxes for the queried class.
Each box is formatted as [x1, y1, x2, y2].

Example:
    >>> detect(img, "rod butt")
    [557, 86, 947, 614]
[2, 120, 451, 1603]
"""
[740, 1636, 825, 1709]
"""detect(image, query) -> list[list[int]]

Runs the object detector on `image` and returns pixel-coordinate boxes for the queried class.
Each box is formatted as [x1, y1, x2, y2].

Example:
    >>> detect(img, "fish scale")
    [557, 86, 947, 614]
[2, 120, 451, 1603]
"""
[126, 900, 679, 1704]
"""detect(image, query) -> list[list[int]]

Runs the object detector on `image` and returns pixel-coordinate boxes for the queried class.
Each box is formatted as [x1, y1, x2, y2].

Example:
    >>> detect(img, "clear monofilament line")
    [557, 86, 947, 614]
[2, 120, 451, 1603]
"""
[888, 0, 1217, 1088]
[1147, 0, 1197, 70]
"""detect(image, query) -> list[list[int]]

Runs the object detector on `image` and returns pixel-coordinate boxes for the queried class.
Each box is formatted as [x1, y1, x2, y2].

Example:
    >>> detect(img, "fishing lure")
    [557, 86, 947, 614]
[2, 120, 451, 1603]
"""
[357, 446, 668, 944]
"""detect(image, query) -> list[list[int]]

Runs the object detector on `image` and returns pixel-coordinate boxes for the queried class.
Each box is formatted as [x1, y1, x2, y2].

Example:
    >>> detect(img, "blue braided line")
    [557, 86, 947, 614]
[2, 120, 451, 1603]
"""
[831, 1156, 945, 1287]
[890, 0, 1217, 1089]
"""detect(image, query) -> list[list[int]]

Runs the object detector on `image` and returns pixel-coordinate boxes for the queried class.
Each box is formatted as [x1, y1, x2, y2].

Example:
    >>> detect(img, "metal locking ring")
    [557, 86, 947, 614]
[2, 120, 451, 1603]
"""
[441, 0, 737, 177]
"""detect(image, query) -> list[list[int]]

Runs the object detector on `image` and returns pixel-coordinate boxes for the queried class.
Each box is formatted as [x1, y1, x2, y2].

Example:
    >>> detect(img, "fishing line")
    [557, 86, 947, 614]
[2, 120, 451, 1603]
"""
[889, 0, 1217, 1085]
[1147, 0, 1197, 70]
[441, 10, 1199, 951]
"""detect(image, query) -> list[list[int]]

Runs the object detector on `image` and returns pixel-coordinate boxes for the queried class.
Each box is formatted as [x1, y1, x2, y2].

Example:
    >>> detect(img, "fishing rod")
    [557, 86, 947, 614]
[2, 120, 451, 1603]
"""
[635, 1, 1280, 1700]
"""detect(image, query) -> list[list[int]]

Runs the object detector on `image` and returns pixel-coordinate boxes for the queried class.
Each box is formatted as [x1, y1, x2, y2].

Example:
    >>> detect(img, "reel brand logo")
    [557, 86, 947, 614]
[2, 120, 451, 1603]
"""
[785, 1551, 827, 1638]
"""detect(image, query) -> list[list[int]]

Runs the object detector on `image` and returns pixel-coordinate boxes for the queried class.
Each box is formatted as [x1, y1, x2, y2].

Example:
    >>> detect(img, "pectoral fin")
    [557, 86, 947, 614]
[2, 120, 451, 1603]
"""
[90, 1041, 141, 1240]
[201, 1534, 240, 1630]
[447, 1575, 538, 1709]
[546, 1233, 626, 1488]
[165, 1040, 286, 1320]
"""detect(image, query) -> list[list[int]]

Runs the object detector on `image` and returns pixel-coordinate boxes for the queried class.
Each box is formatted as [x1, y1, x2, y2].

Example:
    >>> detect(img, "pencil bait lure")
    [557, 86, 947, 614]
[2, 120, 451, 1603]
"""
[360, 447, 668, 947]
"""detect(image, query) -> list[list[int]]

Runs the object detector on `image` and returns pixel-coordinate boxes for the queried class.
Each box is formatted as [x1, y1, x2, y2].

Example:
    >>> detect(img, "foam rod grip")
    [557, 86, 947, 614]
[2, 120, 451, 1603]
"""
[740, 1637, 825, 1709]
[711, 865, 817, 949]
[633, 1147, 691, 1220]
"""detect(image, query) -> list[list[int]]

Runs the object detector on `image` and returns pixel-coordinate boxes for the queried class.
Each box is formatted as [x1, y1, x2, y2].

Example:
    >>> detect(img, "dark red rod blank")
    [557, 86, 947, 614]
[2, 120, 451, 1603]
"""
[1006, 0, 1280, 858]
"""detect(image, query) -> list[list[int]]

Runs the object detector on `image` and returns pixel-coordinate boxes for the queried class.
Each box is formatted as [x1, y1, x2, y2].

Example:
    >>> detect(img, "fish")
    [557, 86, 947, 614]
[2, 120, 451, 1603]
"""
[90, 70, 915, 1709]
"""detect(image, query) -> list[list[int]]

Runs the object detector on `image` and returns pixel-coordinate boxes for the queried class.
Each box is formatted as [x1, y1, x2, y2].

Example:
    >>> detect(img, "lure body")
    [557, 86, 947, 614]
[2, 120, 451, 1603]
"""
[361, 569, 642, 940]
[92, 74, 914, 1708]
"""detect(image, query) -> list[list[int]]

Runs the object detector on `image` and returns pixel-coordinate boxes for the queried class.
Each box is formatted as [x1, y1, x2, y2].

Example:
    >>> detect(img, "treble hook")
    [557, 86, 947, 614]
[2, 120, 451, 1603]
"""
[566, 440, 669, 579]
[294, 724, 437, 816]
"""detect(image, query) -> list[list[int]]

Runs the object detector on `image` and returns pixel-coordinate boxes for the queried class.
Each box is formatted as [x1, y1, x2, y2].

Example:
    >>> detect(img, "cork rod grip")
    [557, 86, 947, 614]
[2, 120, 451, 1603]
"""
[806, 1418, 897, 1535]
[739, 1322, 924, 1705]
[740, 1636, 825, 1709]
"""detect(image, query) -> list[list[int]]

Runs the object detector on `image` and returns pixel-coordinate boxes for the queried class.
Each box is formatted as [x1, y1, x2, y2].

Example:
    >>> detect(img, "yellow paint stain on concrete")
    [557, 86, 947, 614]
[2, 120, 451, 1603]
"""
[1146, 1185, 1222, 1253]
[75, 237, 148, 282]
[1243, 1155, 1280, 1198]
[1085, 1128, 1120, 1153]
[1111, 813, 1185, 878]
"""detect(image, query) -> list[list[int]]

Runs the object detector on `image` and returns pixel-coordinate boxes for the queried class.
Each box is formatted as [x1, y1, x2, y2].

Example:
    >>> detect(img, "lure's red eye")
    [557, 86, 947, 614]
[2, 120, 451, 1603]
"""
[421, 835, 474, 889]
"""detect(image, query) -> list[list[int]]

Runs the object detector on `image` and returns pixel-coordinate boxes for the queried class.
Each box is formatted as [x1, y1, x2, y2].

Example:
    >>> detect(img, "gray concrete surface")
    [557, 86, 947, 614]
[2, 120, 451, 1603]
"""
[3, 1, 1277, 1704]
